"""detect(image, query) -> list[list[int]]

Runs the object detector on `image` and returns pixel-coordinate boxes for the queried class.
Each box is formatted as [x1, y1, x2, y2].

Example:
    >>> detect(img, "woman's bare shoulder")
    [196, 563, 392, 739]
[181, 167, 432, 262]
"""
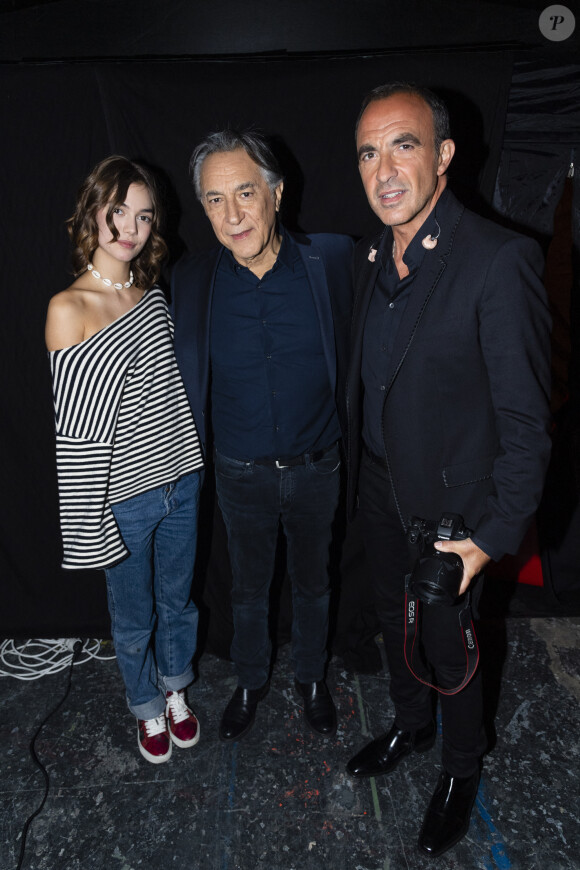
[45, 282, 91, 351]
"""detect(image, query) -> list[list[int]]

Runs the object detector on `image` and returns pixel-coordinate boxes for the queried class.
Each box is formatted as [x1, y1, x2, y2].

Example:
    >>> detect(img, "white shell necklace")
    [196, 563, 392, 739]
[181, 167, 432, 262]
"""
[87, 263, 134, 290]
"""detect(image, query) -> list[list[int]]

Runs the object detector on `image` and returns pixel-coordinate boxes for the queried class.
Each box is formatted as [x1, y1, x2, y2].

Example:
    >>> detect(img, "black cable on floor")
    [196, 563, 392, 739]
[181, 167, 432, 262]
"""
[14, 640, 84, 870]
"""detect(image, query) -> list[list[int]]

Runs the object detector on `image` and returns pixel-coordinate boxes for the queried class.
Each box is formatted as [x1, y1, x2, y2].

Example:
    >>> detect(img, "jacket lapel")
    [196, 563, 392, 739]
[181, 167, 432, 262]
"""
[384, 195, 464, 396]
[349, 229, 386, 380]
[295, 235, 337, 393]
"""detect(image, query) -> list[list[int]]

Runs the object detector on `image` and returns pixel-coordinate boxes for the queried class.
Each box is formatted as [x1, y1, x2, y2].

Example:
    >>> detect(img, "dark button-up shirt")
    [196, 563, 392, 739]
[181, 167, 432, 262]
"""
[361, 199, 444, 457]
[210, 230, 340, 460]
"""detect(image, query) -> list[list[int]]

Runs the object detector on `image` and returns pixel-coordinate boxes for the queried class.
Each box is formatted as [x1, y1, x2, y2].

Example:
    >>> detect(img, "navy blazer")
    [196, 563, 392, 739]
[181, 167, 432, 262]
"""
[171, 229, 354, 453]
[346, 190, 552, 561]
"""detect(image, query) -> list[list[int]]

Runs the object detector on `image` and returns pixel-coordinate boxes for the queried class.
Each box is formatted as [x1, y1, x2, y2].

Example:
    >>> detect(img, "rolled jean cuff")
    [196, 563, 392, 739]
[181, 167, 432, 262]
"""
[128, 692, 166, 721]
[128, 666, 194, 720]
[160, 665, 194, 694]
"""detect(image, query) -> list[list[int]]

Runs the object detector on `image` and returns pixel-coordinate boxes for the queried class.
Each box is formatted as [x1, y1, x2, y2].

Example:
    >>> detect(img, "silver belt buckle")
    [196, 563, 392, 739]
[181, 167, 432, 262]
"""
[275, 459, 288, 469]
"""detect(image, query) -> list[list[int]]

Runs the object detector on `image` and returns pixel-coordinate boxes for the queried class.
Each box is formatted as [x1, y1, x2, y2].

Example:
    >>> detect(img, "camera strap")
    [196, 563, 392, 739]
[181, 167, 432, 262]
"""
[403, 582, 479, 695]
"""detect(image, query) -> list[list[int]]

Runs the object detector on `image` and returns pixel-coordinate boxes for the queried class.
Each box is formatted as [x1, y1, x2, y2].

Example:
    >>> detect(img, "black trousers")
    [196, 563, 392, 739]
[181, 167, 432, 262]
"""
[358, 451, 486, 777]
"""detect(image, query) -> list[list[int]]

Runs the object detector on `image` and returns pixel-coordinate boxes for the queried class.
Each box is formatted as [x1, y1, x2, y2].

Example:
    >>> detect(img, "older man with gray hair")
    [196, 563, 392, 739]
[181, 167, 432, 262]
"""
[171, 130, 353, 742]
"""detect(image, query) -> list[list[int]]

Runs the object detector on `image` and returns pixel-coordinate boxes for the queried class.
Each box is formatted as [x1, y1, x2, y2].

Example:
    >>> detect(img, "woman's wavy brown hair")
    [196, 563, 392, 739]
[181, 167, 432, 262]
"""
[67, 155, 167, 290]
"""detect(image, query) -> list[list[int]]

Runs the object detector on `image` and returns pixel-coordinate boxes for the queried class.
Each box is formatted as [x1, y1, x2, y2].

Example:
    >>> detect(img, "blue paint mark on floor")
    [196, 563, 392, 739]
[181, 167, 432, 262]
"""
[221, 743, 239, 870]
[227, 743, 238, 809]
[475, 777, 512, 869]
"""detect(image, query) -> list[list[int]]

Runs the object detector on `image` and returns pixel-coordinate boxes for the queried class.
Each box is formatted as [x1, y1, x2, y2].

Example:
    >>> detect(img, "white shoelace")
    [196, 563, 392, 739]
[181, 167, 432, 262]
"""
[166, 691, 190, 724]
[143, 714, 168, 736]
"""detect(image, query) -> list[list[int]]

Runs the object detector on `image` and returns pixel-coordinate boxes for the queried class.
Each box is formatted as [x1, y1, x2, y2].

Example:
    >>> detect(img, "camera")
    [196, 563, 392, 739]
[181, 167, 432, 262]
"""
[406, 513, 472, 606]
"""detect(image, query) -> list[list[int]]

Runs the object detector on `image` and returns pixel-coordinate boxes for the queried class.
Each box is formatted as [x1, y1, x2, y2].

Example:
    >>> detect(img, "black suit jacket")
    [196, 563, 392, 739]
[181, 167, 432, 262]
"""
[345, 190, 552, 561]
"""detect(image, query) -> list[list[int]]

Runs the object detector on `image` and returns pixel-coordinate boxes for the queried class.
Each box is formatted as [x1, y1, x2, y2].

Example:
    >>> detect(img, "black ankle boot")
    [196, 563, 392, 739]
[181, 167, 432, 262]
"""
[294, 679, 337, 736]
[219, 684, 269, 742]
[418, 768, 480, 857]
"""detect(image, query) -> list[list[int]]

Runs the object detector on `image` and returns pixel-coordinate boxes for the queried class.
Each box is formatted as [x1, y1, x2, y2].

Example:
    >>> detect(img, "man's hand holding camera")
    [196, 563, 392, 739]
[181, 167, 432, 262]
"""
[433, 538, 490, 596]
[406, 514, 490, 606]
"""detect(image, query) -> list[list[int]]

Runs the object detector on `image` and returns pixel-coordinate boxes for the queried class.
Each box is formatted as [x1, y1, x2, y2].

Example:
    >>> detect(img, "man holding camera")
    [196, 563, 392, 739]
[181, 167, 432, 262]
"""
[345, 83, 552, 856]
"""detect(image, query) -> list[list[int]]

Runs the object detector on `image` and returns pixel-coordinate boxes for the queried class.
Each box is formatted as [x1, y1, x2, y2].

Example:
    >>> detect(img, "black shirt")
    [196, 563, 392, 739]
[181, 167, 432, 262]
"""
[210, 229, 340, 460]
[361, 200, 444, 457]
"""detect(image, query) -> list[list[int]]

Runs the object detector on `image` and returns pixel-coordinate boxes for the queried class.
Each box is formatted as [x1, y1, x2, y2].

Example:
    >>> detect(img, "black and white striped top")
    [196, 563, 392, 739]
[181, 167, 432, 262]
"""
[49, 287, 203, 570]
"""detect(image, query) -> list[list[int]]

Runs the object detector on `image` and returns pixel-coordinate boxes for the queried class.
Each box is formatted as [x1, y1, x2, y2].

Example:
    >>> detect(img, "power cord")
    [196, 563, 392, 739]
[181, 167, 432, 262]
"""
[14, 641, 83, 870]
[1, 640, 116, 869]
[0, 638, 116, 680]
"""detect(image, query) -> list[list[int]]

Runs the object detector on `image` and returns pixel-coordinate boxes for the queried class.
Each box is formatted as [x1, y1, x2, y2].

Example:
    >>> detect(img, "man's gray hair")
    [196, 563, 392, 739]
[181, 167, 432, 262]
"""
[190, 129, 284, 200]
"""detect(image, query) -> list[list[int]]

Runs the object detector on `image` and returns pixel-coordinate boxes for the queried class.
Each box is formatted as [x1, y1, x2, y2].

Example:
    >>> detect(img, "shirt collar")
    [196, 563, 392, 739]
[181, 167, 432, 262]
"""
[221, 223, 292, 275]
[379, 186, 451, 274]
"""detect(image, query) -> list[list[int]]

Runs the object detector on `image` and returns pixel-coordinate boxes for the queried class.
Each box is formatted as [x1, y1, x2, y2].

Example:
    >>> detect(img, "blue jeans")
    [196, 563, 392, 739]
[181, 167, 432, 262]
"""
[215, 444, 341, 690]
[104, 472, 201, 720]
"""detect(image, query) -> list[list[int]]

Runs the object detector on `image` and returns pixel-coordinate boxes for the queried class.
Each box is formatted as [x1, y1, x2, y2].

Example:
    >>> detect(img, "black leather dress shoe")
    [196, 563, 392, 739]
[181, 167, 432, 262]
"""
[219, 684, 269, 742]
[294, 680, 337, 737]
[418, 768, 480, 857]
[346, 720, 436, 777]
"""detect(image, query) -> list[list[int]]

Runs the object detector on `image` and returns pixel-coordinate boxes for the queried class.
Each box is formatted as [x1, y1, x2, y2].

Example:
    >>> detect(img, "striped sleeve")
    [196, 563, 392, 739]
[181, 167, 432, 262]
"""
[55, 436, 127, 569]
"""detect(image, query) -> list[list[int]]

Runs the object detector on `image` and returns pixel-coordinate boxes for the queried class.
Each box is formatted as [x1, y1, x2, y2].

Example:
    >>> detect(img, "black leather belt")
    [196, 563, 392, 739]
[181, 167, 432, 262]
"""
[254, 442, 337, 469]
[363, 444, 389, 470]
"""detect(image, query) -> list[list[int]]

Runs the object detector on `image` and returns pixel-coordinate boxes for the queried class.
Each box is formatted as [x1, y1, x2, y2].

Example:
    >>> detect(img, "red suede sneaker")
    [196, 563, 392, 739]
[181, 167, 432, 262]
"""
[166, 690, 200, 748]
[137, 714, 172, 764]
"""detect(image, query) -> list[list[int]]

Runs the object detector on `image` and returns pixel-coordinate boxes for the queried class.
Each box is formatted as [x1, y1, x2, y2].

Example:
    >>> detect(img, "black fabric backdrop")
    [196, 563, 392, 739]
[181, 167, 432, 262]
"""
[493, 59, 580, 604]
[0, 49, 577, 650]
[3, 0, 579, 60]
[494, 59, 580, 411]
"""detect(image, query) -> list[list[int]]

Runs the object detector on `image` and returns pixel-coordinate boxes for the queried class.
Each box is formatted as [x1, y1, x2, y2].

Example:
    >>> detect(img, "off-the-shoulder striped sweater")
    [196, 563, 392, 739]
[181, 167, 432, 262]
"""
[49, 287, 203, 570]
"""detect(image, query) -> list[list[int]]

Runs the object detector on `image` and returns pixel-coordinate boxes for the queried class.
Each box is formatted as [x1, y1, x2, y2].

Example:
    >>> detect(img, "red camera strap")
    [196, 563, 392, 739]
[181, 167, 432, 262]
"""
[403, 585, 480, 695]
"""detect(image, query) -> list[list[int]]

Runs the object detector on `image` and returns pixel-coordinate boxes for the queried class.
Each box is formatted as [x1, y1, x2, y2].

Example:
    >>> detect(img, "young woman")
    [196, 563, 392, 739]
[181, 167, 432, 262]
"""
[46, 156, 204, 764]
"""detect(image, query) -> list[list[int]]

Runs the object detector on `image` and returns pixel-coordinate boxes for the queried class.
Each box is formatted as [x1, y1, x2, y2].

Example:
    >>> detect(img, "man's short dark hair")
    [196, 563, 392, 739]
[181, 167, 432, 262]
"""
[189, 130, 284, 201]
[355, 82, 451, 154]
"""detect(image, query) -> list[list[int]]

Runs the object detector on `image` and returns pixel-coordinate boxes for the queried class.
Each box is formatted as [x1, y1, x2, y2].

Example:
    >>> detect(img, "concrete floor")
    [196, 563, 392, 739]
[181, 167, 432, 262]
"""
[2, 612, 579, 870]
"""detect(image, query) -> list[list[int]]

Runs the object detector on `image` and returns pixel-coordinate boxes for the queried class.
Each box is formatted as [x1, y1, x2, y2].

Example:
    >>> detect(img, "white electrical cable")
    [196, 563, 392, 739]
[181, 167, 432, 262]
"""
[0, 639, 116, 680]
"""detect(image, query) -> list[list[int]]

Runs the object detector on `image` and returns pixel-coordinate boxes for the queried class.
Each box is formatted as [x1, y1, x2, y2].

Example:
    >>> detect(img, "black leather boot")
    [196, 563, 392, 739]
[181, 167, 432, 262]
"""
[347, 720, 436, 777]
[219, 684, 269, 742]
[418, 768, 480, 857]
[294, 679, 337, 736]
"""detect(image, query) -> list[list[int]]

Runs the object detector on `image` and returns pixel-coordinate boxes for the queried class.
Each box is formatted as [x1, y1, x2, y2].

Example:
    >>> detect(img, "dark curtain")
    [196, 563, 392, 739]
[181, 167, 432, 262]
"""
[493, 59, 580, 600]
[3, 0, 577, 61]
